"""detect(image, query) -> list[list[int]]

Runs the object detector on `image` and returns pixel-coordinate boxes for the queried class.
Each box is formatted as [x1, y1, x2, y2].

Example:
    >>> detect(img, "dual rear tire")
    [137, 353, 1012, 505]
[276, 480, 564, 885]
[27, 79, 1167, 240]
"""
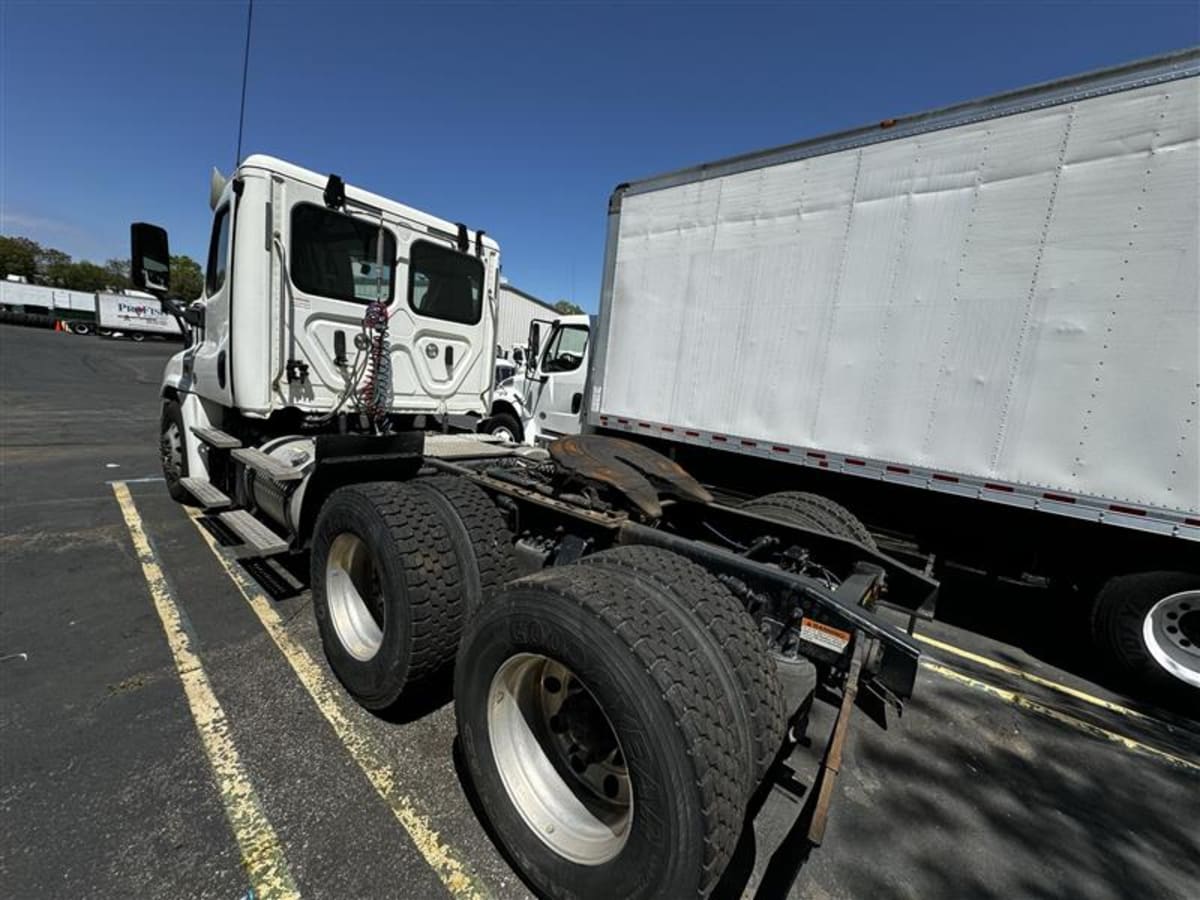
[455, 554, 782, 900]
[311, 480, 784, 899]
[310, 478, 516, 710]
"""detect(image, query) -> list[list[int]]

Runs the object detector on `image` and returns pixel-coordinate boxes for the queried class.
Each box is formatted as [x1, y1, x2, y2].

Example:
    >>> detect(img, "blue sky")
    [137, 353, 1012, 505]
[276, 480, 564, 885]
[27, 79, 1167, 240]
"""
[1, 1, 1196, 310]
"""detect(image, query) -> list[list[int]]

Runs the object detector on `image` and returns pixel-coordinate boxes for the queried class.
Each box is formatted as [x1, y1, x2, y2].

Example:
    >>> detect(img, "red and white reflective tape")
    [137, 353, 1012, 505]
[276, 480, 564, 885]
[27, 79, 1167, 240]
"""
[595, 414, 1198, 541]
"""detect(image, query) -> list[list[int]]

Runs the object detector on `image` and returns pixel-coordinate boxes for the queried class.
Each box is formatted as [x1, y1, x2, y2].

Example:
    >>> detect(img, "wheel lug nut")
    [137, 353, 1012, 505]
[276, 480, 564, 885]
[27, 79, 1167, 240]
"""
[603, 775, 619, 798]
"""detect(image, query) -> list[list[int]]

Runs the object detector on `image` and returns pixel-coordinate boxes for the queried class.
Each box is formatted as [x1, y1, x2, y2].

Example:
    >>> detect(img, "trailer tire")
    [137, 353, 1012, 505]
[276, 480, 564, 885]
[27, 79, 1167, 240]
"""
[482, 411, 523, 443]
[411, 475, 518, 617]
[311, 482, 465, 711]
[159, 400, 191, 504]
[1091, 571, 1200, 691]
[742, 491, 877, 550]
[457, 565, 747, 899]
[581, 545, 786, 784]
[70, 321, 92, 335]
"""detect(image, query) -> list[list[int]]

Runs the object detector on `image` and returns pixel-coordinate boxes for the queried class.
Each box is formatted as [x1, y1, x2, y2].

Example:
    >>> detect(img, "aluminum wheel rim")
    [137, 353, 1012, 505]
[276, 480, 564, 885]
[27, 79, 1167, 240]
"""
[161, 421, 183, 481]
[326, 533, 385, 661]
[488, 653, 632, 865]
[491, 425, 516, 442]
[1142, 590, 1200, 688]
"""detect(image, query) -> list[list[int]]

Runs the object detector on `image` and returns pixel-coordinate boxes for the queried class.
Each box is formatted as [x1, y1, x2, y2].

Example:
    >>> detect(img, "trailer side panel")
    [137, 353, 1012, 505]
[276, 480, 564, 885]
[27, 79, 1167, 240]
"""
[590, 58, 1199, 525]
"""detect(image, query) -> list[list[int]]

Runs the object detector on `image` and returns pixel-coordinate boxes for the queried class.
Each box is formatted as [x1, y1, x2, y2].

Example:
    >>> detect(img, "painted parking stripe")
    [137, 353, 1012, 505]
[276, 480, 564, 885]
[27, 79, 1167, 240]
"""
[913, 631, 1200, 739]
[912, 632, 1159, 722]
[111, 483, 299, 900]
[921, 660, 1200, 773]
[186, 507, 489, 900]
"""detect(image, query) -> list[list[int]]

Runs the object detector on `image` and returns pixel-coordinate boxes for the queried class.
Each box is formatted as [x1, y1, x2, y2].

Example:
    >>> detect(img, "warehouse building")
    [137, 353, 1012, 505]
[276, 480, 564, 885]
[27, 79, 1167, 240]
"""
[495, 282, 558, 357]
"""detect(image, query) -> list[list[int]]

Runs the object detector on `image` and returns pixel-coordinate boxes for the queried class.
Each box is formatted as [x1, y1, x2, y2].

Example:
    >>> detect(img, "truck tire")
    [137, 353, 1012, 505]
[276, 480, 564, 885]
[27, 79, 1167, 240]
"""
[482, 411, 523, 443]
[311, 482, 465, 711]
[159, 400, 191, 504]
[456, 565, 747, 900]
[70, 321, 92, 335]
[580, 545, 786, 784]
[742, 490, 877, 551]
[410, 475, 518, 617]
[1091, 571, 1200, 691]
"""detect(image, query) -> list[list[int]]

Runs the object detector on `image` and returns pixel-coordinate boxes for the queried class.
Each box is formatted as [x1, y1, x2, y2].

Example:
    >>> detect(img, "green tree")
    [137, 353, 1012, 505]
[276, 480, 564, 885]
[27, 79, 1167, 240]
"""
[61, 260, 113, 292]
[104, 258, 131, 291]
[552, 299, 584, 315]
[169, 255, 204, 301]
[37, 247, 73, 286]
[0, 235, 40, 280]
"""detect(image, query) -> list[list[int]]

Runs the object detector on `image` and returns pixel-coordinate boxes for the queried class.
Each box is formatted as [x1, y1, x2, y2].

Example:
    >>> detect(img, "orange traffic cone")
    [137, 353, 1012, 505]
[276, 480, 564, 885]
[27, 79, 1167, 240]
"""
[54, 320, 61, 332]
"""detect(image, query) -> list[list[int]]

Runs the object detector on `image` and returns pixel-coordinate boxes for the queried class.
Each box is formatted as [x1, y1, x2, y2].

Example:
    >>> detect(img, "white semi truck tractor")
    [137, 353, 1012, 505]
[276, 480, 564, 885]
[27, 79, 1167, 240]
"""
[137, 155, 934, 899]
[494, 50, 1200, 696]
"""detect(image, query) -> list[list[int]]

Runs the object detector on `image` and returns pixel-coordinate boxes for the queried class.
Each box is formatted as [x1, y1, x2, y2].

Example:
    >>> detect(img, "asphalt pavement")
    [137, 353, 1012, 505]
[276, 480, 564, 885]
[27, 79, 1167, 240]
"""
[1, 323, 1197, 899]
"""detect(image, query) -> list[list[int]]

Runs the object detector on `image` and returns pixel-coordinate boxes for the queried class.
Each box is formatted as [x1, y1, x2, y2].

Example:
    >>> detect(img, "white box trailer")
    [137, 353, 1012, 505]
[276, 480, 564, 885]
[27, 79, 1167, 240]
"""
[586, 49, 1200, 690]
[1, 280, 100, 331]
[0, 280, 93, 315]
[96, 291, 182, 338]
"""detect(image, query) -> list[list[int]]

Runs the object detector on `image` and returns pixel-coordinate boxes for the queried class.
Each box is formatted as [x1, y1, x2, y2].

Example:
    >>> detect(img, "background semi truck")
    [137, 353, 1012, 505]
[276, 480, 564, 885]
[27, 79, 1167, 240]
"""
[500, 49, 1200, 693]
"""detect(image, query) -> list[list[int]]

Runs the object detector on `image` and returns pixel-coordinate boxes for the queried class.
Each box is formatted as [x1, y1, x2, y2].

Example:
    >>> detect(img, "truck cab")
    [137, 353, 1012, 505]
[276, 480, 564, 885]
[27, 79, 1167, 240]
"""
[483, 313, 591, 444]
[142, 155, 500, 485]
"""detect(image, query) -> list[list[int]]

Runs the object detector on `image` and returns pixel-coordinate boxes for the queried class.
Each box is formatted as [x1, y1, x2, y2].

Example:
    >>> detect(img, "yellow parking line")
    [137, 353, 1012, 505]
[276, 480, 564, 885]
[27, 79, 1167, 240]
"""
[912, 631, 1158, 722]
[921, 660, 1200, 773]
[186, 508, 488, 900]
[111, 483, 299, 900]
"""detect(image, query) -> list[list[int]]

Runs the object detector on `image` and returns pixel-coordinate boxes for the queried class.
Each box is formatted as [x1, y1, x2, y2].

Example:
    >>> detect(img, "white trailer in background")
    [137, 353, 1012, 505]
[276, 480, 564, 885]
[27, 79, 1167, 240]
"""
[513, 50, 1200, 691]
[0, 279, 97, 331]
[96, 291, 182, 340]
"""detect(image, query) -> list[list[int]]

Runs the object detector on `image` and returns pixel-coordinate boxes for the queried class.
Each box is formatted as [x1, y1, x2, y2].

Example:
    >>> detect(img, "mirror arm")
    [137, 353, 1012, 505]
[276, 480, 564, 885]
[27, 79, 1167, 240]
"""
[161, 297, 203, 341]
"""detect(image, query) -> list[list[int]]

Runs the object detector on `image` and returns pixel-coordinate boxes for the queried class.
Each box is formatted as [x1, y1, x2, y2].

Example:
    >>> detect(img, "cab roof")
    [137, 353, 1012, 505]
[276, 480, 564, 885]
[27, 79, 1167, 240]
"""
[236, 154, 500, 253]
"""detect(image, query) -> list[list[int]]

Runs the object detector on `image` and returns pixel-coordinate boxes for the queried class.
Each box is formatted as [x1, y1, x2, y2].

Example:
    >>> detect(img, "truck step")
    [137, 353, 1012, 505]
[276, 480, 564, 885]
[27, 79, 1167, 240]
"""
[231, 447, 304, 482]
[218, 510, 290, 557]
[191, 427, 242, 449]
[179, 476, 232, 510]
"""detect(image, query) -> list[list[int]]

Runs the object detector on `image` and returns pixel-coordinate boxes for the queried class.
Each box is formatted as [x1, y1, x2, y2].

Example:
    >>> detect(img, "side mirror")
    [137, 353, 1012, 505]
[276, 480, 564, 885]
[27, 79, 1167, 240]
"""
[527, 322, 541, 374]
[130, 223, 171, 295]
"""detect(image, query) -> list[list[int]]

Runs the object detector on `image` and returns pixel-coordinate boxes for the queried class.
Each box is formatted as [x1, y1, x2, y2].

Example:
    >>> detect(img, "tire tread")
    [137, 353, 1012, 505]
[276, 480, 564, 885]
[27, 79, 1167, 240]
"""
[582, 546, 787, 783]
[507, 565, 746, 895]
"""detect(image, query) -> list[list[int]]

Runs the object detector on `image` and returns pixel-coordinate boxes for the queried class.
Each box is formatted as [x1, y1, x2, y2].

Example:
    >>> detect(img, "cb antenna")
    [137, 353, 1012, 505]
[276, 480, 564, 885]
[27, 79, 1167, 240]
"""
[234, 0, 255, 169]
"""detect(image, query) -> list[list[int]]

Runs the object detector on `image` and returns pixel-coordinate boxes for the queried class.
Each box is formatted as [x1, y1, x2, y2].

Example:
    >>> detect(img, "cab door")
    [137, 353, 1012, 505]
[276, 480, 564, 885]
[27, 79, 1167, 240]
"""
[388, 235, 493, 414]
[282, 191, 491, 416]
[190, 201, 233, 406]
[531, 321, 590, 438]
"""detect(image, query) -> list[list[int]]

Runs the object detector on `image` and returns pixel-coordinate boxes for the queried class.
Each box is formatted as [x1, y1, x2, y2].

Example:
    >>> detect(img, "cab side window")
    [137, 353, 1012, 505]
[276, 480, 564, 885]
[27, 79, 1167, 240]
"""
[408, 240, 484, 325]
[541, 324, 588, 373]
[290, 203, 396, 304]
[206, 206, 230, 296]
